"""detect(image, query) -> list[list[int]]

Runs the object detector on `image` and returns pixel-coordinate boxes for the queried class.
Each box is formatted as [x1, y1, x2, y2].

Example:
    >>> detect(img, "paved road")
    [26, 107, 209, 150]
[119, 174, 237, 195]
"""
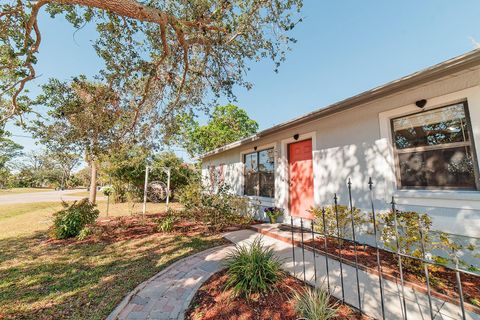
[0, 189, 104, 205]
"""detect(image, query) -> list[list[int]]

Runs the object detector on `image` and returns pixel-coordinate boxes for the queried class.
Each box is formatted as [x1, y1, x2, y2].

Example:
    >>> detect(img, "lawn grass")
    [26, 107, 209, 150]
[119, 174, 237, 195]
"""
[65, 191, 90, 197]
[0, 199, 222, 319]
[0, 200, 182, 240]
[0, 227, 224, 319]
[0, 188, 54, 196]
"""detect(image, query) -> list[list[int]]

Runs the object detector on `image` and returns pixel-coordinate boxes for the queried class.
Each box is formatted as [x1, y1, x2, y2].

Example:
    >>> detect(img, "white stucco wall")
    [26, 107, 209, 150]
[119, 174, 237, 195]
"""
[202, 67, 480, 238]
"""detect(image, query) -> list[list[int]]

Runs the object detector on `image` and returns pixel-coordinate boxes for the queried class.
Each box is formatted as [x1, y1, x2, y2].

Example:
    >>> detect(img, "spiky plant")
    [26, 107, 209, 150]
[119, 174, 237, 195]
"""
[224, 237, 282, 297]
[293, 287, 338, 320]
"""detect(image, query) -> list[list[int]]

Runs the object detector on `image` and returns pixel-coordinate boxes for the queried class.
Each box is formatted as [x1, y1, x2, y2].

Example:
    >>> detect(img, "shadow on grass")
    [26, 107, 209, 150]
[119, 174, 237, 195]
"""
[0, 229, 226, 320]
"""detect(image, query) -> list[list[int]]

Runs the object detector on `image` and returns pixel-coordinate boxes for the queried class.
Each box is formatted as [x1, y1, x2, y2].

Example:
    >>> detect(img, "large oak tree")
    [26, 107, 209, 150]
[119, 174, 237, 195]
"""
[1, 0, 302, 133]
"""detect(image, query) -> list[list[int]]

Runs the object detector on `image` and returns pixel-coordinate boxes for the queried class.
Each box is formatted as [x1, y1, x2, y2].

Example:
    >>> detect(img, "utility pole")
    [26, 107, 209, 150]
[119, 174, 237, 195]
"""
[142, 165, 149, 216]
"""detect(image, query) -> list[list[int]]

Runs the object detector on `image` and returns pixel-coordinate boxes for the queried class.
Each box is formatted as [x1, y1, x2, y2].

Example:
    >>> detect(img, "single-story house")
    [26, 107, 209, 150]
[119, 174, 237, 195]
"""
[200, 49, 480, 239]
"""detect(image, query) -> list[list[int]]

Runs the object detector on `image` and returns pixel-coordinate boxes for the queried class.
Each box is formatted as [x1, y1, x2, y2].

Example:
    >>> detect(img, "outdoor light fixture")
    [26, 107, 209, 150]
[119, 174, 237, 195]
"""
[293, 134, 299, 140]
[415, 99, 427, 108]
[254, 146, 257, 151]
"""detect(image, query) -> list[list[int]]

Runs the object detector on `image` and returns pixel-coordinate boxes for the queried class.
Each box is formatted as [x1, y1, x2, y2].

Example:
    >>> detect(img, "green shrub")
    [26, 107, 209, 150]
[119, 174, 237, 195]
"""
[436, 232, 478, 272]
[224, 237, 282, 297]
[101, 185, 114, 197]
[379, 210, 432, 272]
[293, 287, 338, 320]
[52, 199, 99, 239]
[77, 226, 93, 240]
[158, 214, 177, 233]
[179, 181, 252, 232]
[177, 180, 202, 210]
[310, 205, 367, 240]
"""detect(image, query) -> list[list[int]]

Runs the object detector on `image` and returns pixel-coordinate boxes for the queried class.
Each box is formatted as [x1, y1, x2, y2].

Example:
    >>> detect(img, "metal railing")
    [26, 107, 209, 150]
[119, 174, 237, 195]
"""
[288, 177, 479, 320]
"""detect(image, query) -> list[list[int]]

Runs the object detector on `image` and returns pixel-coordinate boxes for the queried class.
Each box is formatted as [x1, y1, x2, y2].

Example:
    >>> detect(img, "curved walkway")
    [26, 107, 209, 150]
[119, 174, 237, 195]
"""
[107, 244, 234, 320]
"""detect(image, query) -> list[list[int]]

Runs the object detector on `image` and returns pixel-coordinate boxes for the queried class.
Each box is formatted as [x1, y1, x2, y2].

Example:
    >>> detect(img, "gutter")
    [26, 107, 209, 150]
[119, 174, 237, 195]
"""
[201, 48, 480, 159]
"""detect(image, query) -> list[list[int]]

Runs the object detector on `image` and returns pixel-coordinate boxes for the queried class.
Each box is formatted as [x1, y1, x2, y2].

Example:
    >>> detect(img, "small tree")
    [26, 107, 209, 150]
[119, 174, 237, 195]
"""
[100, 145, 149, 202]
[45, 149, 81, 190]
[31, 77, 134, 203]
[175, 104, 259, 157]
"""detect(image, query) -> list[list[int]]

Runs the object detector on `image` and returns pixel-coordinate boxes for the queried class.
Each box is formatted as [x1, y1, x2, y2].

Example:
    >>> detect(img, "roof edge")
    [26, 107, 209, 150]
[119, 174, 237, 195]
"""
[201, 48, 480, 159]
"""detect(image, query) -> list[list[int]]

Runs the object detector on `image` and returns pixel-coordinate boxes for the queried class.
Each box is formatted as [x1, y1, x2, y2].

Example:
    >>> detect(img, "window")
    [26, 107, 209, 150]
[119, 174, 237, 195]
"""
[244, 148, 275, 197]
[391, 102, 478, 189]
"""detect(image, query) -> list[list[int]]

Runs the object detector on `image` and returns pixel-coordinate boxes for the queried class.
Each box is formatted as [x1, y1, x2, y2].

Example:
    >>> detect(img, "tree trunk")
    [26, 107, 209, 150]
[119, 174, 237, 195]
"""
[89, 160, 97, 204]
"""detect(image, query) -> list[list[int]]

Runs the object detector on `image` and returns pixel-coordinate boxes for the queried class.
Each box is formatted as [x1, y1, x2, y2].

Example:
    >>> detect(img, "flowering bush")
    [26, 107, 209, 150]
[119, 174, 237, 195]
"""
[264, 207, 284, 223]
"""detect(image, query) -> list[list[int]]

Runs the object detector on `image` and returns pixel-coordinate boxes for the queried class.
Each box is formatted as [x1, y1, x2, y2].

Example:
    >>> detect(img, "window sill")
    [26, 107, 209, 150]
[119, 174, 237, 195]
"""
[393, 189, 480, 210]
[243, 195, 275, 206]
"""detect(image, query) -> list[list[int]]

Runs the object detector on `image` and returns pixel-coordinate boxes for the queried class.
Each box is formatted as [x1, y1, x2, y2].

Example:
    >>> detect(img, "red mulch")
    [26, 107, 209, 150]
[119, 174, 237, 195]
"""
[186, 270, 367, 320]
[44, 213, 259, 246]
[305, 236, 480, 308]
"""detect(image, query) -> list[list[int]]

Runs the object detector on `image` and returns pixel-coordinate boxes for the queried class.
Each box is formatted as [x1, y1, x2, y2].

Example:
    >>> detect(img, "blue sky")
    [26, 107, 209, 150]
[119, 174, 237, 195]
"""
[8, 0, 480, 161]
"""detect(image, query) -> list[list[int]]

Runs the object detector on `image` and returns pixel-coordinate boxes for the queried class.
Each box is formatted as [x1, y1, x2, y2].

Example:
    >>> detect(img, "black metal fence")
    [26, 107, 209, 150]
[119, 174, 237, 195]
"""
[289, 177, 479, 320]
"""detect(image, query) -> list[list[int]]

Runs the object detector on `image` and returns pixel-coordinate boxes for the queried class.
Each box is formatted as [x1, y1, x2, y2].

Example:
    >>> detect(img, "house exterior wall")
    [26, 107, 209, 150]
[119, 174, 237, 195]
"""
[202, 68, 480, 238]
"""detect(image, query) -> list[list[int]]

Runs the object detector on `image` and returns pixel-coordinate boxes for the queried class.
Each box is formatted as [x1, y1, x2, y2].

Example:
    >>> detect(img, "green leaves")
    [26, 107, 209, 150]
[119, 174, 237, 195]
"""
[52, 199, 100, 239]
[1, 0, 303, 129]
[293, 287, 338, 320]
[175, 104, 259, 157]
[224, 237, 283, 297]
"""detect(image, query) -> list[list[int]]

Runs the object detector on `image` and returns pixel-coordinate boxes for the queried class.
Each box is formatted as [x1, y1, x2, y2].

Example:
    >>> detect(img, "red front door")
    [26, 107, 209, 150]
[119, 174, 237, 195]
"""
[288, 139, 314, 219]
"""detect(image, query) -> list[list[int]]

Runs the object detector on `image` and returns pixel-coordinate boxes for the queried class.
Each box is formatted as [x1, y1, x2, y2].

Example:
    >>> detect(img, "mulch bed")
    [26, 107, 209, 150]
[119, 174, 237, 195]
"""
[186, 270, 368, 320]
[305, 236, 480, 309]
[44, 212, 260, 246]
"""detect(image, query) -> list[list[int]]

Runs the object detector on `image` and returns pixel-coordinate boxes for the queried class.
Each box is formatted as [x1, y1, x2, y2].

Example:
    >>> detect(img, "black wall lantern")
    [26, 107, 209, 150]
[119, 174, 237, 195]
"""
[253, 146, 257, 151]
[293, 134, 300, 140]
[415, 99, 427, 108]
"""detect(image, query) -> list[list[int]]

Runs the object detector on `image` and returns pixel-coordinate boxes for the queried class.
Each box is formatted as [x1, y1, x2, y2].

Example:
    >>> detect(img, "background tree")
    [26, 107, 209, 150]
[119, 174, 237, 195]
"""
[30, 77, 135, 203]
[100, 144, 149, 202]
[0, 0, 302, 136]
[46, 149, 81, 189]
[0, 128, 23, 187]
[101, 147, 195, 202]
[73, 167, 91, 188]
[176, 104, 258, 157]
[14, 150, 63, 188]
[150, 151, 196, 198]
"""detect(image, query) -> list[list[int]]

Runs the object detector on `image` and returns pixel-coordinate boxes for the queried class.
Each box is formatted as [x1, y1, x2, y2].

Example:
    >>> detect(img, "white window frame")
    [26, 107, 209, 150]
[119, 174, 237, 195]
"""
[390, 101, 479, 190]
[379, 86, 480, 209]
[239, 142, 277, 204]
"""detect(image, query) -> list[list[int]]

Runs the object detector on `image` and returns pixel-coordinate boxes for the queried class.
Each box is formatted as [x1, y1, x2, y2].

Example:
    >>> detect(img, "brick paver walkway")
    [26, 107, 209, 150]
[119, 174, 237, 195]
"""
[107, 245, 234, 320]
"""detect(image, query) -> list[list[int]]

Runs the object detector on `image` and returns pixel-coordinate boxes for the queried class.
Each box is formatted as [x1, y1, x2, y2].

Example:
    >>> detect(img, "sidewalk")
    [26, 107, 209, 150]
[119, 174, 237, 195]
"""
[109, 226, 479, 320]
[224, 227, 480, 320]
